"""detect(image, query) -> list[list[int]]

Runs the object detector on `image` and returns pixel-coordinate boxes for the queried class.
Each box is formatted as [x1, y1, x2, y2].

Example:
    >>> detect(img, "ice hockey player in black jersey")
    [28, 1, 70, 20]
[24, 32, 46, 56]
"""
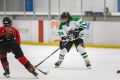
[0, 17, 38, 78]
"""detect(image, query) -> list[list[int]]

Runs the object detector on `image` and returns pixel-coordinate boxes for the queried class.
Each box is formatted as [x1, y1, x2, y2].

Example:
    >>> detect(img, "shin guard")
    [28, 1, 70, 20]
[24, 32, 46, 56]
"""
[0, 54, 9, 69]
[17, 56, 35, 73]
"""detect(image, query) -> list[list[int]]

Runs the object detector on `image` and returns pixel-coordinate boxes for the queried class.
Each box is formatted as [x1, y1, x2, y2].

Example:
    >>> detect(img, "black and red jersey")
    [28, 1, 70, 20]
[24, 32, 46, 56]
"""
[0, 26, 20, 46]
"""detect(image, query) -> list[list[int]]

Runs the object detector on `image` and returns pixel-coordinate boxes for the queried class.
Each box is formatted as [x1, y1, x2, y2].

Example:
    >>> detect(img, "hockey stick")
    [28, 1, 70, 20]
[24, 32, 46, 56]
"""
[35, 48, 60, 67]
[33, 65, 50, 75]
[34, 40, 70, 67]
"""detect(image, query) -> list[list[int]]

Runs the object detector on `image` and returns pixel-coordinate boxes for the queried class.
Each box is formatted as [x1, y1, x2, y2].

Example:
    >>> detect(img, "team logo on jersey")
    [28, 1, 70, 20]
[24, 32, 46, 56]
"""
[3, 29, 14, 38]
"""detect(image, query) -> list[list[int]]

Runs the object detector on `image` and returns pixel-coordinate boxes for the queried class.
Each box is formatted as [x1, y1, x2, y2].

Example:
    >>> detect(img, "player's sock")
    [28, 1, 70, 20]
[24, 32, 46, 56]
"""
[58, 54, 65, 61]
[81, 52, 88, 59]
[77, 45, 91, 68]
[55, 48, 67, 67]
[55, 54, 65, 67]
[81, 53, 91, 68]
[0, 54, 10, 77]
[17, 56, 35, 73]
[0, 54, 9, 69]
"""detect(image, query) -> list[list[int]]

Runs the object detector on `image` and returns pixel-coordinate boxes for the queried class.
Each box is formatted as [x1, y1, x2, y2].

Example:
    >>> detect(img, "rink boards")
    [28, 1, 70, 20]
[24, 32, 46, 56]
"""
[0, 20, 120, 48]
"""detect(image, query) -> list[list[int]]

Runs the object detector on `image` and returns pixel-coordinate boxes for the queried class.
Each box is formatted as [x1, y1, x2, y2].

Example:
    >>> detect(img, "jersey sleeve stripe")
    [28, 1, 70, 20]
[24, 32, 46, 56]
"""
[80, 26, 87, 29]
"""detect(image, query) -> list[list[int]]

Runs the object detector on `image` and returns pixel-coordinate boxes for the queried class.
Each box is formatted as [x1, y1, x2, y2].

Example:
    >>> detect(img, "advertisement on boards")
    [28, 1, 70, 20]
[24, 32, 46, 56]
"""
[49, 21, 60, 43]
[12, 20, 31, 42]
[0, 20, 2, 27]
[83, 21, 93, 44]
[50, 21, 93, 44]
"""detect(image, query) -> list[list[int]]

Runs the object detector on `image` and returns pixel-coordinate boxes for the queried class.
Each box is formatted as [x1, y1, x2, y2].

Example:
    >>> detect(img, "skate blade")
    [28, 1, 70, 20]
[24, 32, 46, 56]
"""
[55, 66, 59, 68]
[5, 74, 10, 78]
[35, 75, 39, 79]
[87, 66, 91, 69]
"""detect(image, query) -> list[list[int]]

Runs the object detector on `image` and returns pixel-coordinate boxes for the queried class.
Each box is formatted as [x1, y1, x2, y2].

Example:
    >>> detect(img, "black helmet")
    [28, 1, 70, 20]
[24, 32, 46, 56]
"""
[60, 12, 70, 19]
[3, 17, 12, 26]
[60, 12, 70, 24]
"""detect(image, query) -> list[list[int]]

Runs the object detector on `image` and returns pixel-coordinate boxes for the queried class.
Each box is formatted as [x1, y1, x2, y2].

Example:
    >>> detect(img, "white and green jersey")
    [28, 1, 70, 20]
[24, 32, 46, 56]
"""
[58, 17, 86, 41]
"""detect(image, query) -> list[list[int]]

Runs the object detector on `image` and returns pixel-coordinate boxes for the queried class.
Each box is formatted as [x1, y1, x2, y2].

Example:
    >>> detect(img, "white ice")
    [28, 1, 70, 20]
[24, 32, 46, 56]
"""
[0, 44, 120, 80]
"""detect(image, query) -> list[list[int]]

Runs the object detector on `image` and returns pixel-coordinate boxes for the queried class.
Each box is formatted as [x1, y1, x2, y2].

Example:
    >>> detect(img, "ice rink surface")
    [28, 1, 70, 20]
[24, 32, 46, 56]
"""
[0, 44, 120, 80]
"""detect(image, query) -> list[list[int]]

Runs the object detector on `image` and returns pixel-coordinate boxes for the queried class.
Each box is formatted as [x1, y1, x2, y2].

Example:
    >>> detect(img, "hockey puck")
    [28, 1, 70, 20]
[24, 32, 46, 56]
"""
[117, 70, 120, 73]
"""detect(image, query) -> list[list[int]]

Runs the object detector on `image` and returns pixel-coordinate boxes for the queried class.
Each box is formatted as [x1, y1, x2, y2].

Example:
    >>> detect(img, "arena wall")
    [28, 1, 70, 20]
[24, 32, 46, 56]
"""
[1, 20, 120, 48]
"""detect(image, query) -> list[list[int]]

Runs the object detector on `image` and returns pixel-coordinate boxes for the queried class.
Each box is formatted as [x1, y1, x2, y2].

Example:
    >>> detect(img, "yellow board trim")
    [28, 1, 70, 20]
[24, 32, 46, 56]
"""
[21, 42, 120, 49]
[21, 42, 59, 46]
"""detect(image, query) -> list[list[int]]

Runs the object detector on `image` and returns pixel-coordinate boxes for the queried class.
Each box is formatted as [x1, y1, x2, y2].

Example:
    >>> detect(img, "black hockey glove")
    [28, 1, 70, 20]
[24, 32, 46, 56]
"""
[73, 29, 80, 38]
[73, 28, 84, 38]
[7, 50, 11, 53]
[78, 28, 83, 32]
[59, 41, 66, 49]
[59, 37, 66, 49]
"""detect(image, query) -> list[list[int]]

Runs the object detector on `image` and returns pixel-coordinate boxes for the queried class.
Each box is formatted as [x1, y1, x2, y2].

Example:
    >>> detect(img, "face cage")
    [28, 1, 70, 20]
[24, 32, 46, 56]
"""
[3, 23, 11, 26]
[60, 18, 68, 24]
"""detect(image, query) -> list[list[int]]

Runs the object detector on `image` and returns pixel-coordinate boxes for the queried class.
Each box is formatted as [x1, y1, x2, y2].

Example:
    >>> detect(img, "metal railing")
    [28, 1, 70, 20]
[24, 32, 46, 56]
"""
[0, 0, 114, 21]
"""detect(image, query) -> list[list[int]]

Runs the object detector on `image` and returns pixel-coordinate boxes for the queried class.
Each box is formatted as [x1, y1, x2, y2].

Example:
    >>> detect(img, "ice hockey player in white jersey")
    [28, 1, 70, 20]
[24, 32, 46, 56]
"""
[55, 12, 91, 69]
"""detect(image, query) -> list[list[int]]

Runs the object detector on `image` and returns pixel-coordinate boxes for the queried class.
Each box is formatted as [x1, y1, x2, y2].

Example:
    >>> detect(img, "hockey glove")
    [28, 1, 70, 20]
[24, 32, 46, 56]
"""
[60, 41, 66, 49]
[7, 50, 11, 53]
[73, 28, 84, 38]
[59, 37, 66, 49]
[73, 29, 80, 38]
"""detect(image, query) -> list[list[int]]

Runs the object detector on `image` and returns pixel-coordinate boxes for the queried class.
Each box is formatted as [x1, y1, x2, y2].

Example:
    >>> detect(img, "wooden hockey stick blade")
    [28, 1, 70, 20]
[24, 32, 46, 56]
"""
[46, 69, 50, 75]
[41, 69, 50, 75]
[33, 65, 50, 75]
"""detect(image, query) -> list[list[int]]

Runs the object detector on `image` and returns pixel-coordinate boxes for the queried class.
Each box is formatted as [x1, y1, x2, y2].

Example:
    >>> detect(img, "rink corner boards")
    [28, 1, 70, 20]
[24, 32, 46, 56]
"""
[21, 42, 120, 49]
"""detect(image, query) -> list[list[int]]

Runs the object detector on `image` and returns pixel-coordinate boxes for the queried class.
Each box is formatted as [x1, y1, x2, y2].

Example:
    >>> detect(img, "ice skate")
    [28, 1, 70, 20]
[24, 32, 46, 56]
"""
[117, 70, 120, 73]
[30, 68, 38, 78]
[85, 60, 91, 69]
[3, 65, 10, 78]
[55, 61, 63, 68]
